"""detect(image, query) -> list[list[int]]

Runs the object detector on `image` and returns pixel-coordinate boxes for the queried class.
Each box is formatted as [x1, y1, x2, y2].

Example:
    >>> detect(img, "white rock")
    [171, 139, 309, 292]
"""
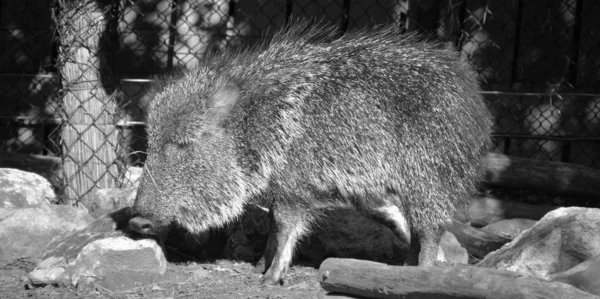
[29, 266, 66, 285]
[68, 236, 166, 289]
[438, 231, 468, 264]
[0, 168, 56, 208]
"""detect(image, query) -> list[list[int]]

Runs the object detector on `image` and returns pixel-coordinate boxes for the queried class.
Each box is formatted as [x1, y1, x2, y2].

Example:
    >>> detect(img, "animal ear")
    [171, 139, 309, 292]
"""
[207, 80, 240, 109]
[204, 80, 240, 123]
[168, 80, 239, 145]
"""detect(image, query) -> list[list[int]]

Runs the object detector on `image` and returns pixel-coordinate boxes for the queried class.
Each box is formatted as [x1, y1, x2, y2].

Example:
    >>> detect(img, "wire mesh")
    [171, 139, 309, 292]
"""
[0, 0, 599, 207]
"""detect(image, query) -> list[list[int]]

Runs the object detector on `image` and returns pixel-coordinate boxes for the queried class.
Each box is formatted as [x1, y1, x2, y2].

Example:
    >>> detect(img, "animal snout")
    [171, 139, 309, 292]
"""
[129, 216, 156, 236]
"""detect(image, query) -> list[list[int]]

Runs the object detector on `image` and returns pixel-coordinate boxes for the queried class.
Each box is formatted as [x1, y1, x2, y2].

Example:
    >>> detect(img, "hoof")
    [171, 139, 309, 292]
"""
[253, 257, 266, 274]
[259, 275, 283, 286]
[433, 260, 452, 267]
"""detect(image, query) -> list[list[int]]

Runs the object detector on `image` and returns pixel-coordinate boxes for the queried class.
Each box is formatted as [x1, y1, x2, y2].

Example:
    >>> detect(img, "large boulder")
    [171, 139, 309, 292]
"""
[0, 168, 57, 207]
[477, 207, 600, 279]
[0, 205, 94, 259]
[0, 169, 93, 260]
[550, 254, 600, 296]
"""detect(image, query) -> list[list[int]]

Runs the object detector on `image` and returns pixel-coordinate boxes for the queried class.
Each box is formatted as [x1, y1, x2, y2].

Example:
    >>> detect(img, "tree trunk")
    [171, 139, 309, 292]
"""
[466, 196, 558, 227]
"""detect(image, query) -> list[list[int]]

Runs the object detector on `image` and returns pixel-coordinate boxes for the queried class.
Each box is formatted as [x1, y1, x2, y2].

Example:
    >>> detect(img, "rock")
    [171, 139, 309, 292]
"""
[437, 231, 468, 264]
[0, 168, 87, 259]
[28, 208, 168, 291]
[68, 237, 166, 291]
[29, 208, 130, 285]
[88, 187, 137, 218]
[40, 207, 135, 262]
[550, 254, 600, 296]
[0, 205, 94, 259]
[480, 218, 537, 240]
[29, 256, 67, 285]
[477, 207, 600, 279]
[30, 237, 166, 291]
[0, 168, 57, 207]
[0, 153, 62, 190]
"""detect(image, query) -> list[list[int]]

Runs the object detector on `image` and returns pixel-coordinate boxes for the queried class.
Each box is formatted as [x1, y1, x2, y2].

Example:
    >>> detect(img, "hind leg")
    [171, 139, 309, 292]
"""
[369, 203, 411, 247]
[368, 196, 444, 266]
[368, 198, 412, 263]
[260, 203, 312, 286]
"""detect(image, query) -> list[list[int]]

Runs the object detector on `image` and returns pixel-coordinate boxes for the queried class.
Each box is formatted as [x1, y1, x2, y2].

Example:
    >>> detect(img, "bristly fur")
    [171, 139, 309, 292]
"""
[134, 21, 491, 244]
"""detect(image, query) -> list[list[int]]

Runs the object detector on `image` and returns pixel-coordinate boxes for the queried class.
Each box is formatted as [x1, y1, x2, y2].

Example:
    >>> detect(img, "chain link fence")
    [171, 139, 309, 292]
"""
[1, 0, 599, 207]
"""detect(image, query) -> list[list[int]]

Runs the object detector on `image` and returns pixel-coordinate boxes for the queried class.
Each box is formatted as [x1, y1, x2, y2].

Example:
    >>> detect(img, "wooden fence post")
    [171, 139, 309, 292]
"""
[55, 0, 119, 207]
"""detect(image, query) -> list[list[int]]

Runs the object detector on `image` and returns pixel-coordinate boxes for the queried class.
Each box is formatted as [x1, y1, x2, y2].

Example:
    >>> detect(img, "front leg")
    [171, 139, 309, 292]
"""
[260, 202, 313, 286]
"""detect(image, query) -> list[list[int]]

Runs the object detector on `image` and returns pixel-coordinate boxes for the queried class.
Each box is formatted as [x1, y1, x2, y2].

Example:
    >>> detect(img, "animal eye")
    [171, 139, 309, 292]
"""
[163, 143, 185, 155]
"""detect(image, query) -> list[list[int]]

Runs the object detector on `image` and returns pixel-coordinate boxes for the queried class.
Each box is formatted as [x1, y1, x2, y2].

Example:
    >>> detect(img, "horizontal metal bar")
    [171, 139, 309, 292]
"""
[0, 117, 145, 128]
[481, 91, 600, 97]
[492, 134, 600, 142]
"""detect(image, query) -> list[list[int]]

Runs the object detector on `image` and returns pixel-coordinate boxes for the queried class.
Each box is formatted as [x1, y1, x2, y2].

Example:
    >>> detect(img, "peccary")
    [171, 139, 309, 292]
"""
[129, 23, 492, 285]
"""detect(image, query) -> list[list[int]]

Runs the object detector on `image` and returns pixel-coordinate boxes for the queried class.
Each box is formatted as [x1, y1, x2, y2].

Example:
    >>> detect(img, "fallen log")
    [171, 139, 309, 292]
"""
[467, 197, 557, 227]
[446, 220, 511, 258]
[484, 152, 600, 198]
[318, 258, 599, 299]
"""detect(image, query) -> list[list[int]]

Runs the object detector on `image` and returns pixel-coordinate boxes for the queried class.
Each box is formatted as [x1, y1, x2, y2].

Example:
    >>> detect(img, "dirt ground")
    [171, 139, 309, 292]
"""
[0, 257, 329, 299]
